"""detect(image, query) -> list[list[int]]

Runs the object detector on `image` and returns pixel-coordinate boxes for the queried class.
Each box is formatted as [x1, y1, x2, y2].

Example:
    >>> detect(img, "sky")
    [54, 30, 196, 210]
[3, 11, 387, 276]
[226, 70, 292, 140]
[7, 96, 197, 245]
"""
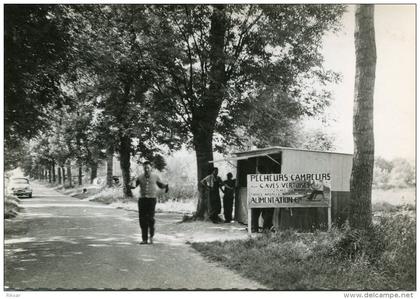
[309, 4, 415, 161]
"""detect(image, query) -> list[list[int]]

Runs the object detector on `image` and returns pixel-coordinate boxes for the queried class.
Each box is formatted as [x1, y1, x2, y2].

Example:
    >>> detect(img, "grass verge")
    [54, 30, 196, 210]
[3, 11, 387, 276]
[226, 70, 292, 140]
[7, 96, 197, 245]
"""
[5, 195, 23, 219]
[192, 212, 415, 290]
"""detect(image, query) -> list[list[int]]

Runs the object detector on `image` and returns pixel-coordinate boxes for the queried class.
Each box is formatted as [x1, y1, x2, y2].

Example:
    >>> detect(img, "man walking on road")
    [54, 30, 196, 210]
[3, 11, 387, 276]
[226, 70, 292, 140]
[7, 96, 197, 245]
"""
[132, 161, 169, 244]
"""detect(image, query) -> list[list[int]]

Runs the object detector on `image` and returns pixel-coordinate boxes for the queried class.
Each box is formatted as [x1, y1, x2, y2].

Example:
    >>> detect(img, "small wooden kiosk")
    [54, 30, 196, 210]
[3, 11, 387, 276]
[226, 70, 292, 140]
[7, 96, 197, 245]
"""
[214, 146, 353, 231]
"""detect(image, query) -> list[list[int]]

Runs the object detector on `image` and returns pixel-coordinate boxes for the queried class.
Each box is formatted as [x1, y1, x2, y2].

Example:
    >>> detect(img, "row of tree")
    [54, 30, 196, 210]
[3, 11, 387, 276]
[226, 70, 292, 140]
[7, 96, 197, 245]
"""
[6, 4, 346, 219]
[373, 157, 415, 189]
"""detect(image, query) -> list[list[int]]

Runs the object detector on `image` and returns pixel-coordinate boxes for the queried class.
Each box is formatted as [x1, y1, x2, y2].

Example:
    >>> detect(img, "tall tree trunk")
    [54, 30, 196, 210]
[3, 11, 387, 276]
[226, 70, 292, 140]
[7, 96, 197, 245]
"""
[48, 166, 52, 183]
[78, 165, 83, 185]
[349, 4, 376, 229]
[119, 134, 133, 197]
[106, 147, 114, 187]
[76, 136, 83, 185]
[67, 161, 73, 188]
[193, 4, 227, 219]
[52, 160, 56, 183]
[58, 166, 62, 184]
[62, 166, 66, 184]
[90, 162, 98, 184]
[193, 133, 214, 220]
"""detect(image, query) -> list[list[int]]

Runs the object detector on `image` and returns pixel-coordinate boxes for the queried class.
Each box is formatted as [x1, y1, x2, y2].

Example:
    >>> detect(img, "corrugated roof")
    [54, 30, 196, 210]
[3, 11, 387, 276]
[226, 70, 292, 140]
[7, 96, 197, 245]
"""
[209, 146, 352, 163]
[232, 146, 353, 157]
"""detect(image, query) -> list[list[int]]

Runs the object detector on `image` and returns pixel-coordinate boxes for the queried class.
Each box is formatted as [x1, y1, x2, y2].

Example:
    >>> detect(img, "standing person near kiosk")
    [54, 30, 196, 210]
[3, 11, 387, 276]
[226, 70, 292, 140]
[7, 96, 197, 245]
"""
[222, 172, 236, 223]
[201, 167, 224, 223]
[132, 161, 169, 245]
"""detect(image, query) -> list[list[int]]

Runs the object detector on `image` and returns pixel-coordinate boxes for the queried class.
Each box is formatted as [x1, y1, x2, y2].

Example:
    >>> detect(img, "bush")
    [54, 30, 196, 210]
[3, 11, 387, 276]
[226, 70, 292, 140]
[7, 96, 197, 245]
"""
[330, 214, 415, 290]
[5, 195, 23, 219]
[331, 224, 384, 262]
[157, 182, 197, 202]
[372, 201, 399, 213]
[88, 187, 129, 204]
[376, 214, 416, 289]
[373, 157, 415, 189]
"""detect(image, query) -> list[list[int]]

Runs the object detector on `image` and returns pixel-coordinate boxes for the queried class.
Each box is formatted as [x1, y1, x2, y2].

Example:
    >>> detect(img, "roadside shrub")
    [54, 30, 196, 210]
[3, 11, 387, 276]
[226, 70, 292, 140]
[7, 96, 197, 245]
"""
[331, 224, 385, 262]
[63, 184, 76, 189]
[376, 213, 416, 289]
[157, 182, 197, 202]
[372, 201, 399, 213]
[329, 214, 415, 290]
[89, 187, 128, 204]
[400, 203, 415, 211]
[5, 195, 22, 219]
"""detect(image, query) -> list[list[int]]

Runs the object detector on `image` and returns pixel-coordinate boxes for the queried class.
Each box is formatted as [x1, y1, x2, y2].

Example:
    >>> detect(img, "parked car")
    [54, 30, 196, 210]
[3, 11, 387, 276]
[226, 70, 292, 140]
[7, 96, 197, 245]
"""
[8, 177, 32, 198]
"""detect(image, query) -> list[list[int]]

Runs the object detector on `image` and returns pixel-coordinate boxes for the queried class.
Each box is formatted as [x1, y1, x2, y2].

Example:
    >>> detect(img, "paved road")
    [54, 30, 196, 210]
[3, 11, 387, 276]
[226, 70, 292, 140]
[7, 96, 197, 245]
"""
[5, 183, 265, 290]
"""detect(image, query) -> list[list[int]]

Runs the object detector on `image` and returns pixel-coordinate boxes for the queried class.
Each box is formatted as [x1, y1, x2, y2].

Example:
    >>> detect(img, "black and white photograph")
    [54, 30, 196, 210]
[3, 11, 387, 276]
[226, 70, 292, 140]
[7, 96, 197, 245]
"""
[2, 1, 416, 296]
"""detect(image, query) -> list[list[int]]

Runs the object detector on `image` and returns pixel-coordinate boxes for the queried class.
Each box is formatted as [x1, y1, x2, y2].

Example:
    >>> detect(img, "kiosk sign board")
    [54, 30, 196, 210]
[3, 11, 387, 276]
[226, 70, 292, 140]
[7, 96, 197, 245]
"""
[247, 173, 332, 208]
[246, 172, 333, 232]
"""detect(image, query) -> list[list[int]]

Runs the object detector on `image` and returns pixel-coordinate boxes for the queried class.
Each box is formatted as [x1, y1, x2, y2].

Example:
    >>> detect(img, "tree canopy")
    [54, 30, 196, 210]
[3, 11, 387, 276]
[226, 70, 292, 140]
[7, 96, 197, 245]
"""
[5, 5, 72, 148]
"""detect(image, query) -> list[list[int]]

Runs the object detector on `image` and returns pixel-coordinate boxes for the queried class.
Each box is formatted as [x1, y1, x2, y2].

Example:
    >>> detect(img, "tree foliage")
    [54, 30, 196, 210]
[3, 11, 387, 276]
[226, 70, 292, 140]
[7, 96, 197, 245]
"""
[373, 157, 415, 189]
[5, 5, 71, 149]
[60, 5, 187, 195]
[146, 4, 344, 147]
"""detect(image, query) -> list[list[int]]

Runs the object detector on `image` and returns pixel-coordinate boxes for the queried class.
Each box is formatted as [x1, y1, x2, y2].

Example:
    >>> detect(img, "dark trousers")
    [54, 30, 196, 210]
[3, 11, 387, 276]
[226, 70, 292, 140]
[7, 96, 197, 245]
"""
[138, 197, 157, 242]
[251, 208, 274, 231]
[209, 190, 221, 222]
[223, 194, 234, 222]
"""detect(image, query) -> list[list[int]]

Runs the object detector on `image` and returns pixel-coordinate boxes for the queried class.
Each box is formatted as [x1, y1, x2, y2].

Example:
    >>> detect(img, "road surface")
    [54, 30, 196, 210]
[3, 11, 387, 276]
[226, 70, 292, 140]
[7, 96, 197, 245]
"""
[4, 182, 265, 290]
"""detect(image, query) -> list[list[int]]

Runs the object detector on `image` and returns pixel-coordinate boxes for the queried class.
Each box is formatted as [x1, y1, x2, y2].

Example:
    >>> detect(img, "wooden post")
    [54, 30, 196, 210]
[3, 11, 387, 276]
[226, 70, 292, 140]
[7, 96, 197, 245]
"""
[248, 207, 252, 234]
[328, 207, 332, 231]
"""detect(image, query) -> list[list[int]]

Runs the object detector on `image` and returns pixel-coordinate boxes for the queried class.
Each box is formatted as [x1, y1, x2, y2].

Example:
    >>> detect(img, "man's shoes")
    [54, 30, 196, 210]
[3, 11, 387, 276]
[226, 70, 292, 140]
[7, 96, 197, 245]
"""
[139, 241, 148, 245]
[149, 236, 154, 244]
